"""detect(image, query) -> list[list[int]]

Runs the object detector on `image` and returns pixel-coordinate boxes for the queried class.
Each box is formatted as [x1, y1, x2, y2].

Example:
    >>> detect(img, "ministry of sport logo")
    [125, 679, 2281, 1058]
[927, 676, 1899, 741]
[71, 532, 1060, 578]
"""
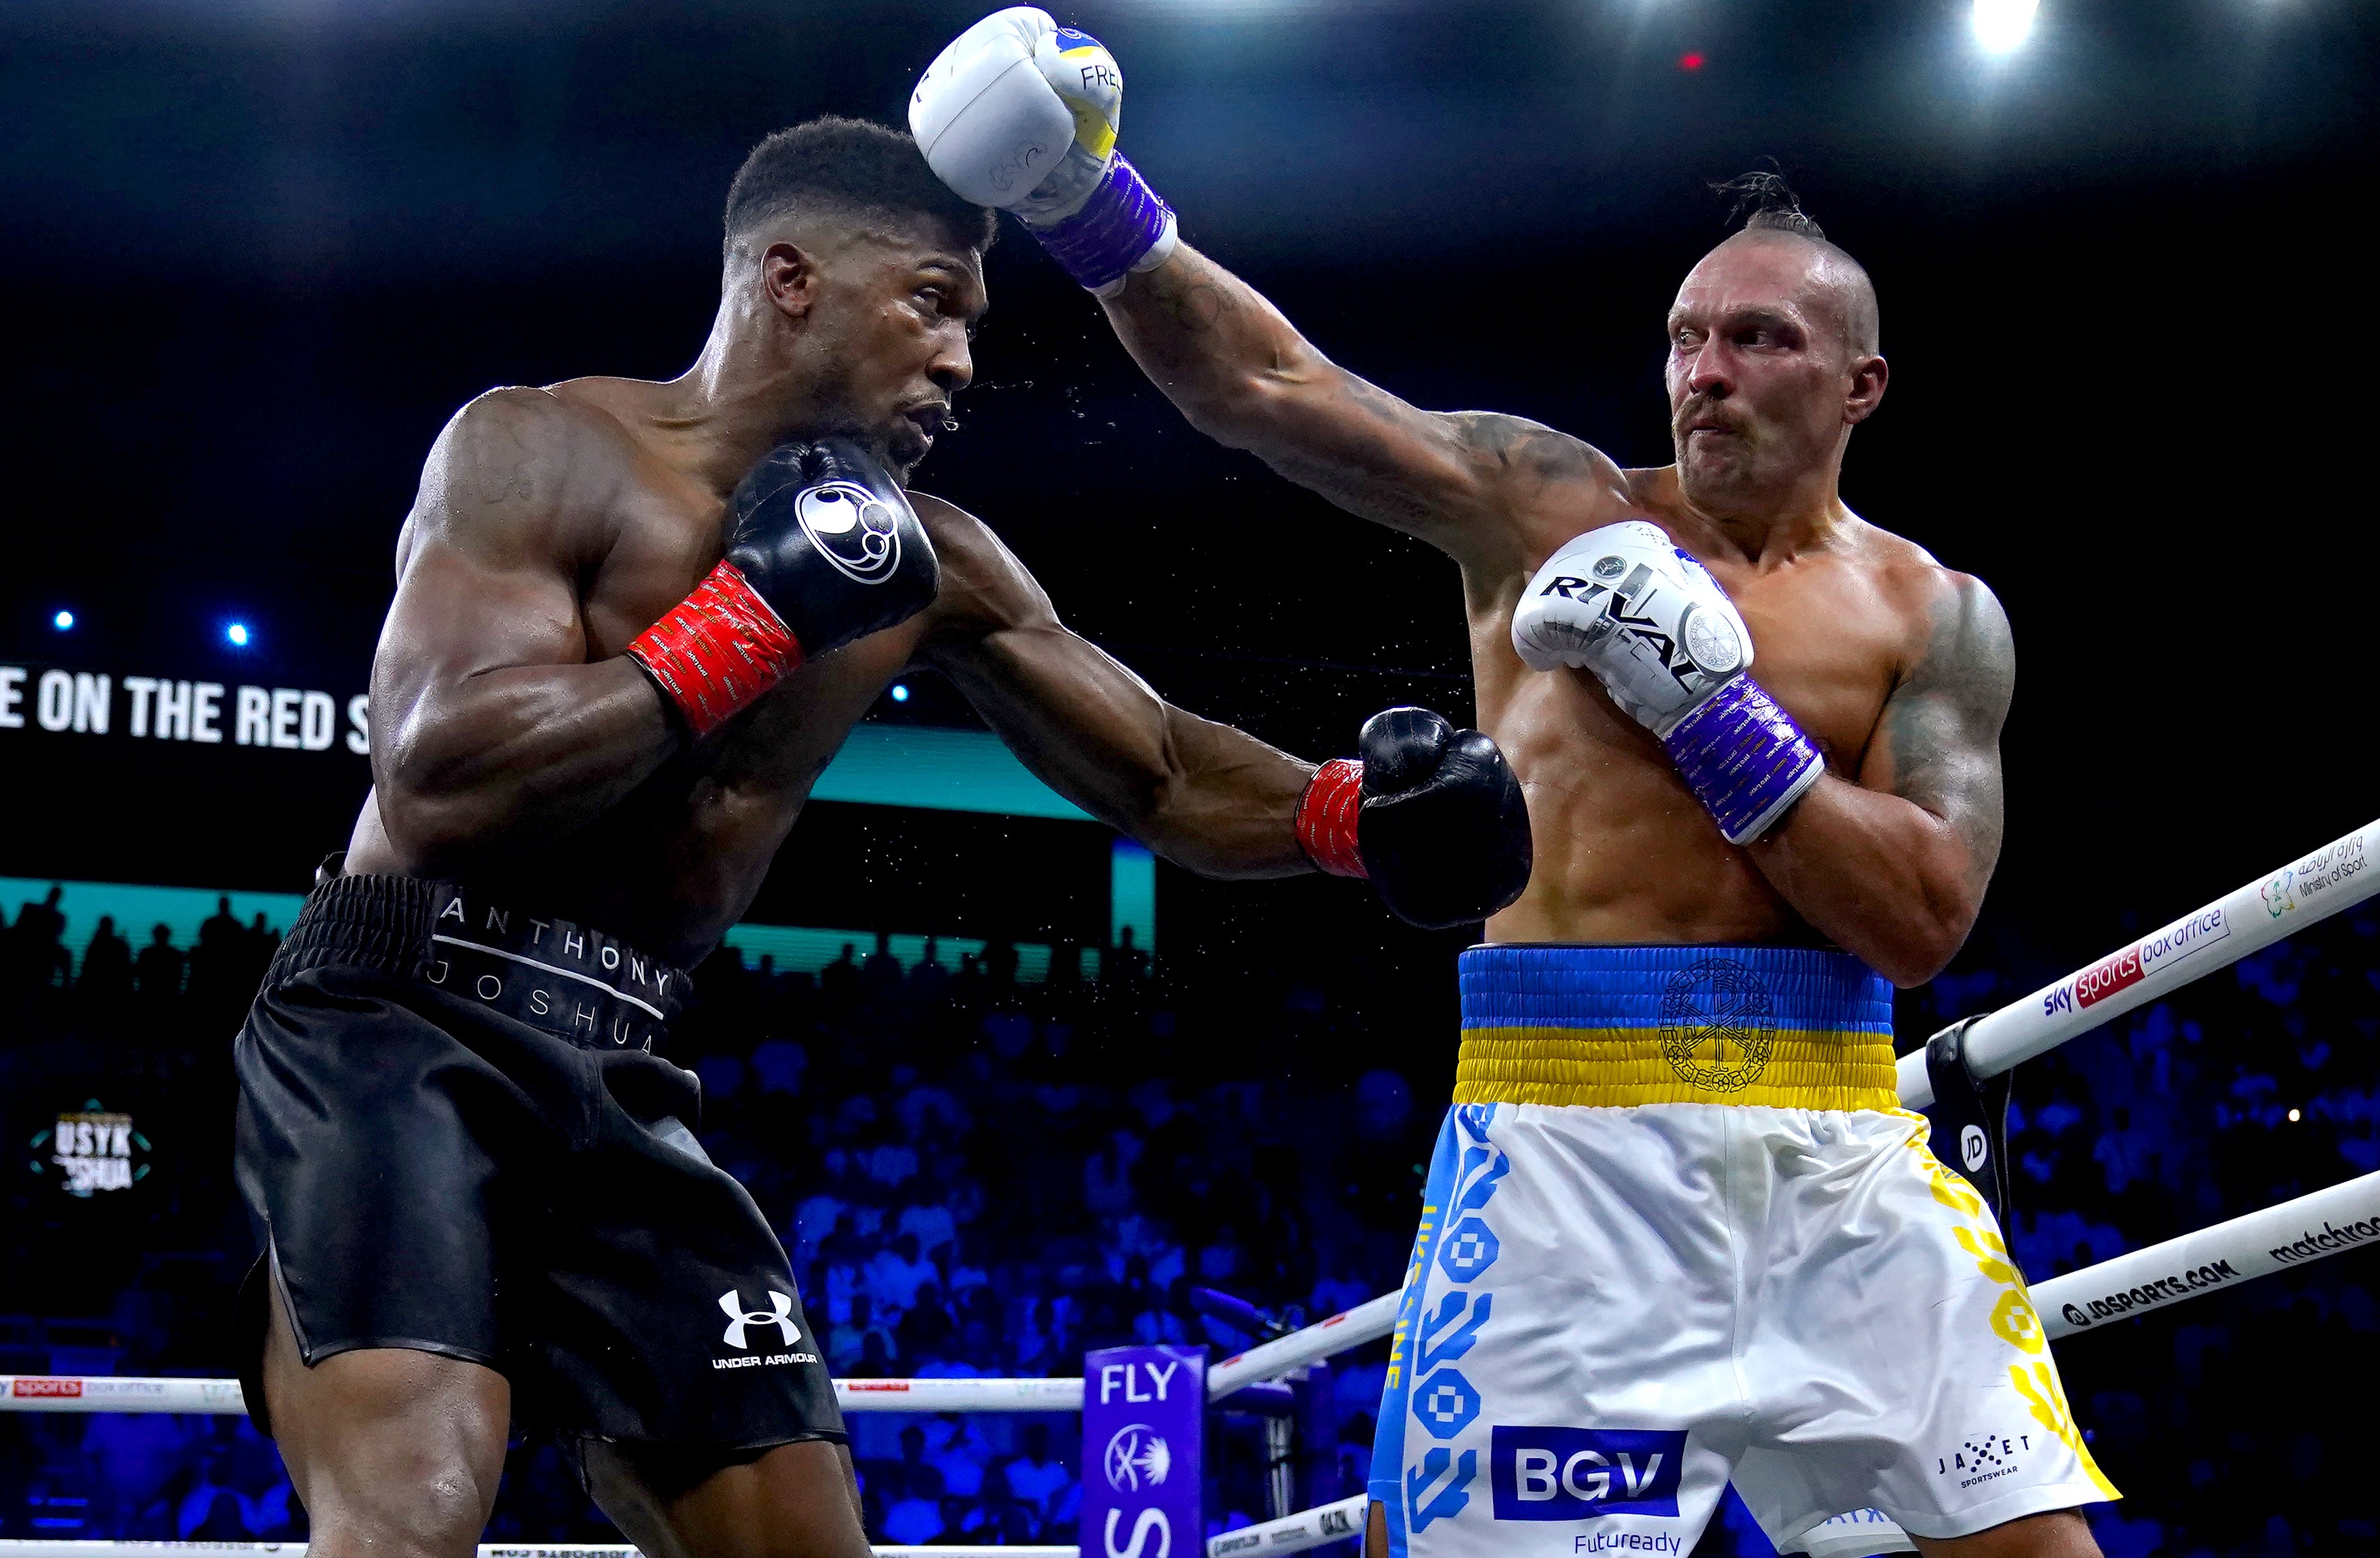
[712, 1289, 817, 1370]
[1103, 1424, 1172, 1492]
[797, 482, 903, 585]
[1659, 958, 1775, 1093]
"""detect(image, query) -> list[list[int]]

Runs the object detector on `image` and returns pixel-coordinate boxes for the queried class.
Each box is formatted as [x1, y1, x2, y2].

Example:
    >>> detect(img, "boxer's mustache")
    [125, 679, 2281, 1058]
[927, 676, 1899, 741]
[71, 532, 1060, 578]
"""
[1674, 398, 1749, 439]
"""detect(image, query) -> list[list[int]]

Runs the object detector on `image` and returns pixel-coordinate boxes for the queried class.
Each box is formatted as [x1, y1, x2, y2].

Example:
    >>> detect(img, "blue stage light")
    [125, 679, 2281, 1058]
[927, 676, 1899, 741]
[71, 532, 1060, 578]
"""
[52, 610, 74, 631]
[226, 623, 251, 647]
[890, 684, 910, 703]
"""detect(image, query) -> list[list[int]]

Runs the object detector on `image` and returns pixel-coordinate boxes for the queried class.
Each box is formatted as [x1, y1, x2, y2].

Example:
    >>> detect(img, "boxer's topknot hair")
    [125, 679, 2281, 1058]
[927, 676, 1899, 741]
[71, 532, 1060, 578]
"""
[725, 116, 997, 259]
[1704, 162, 1879, 356]
[1711, 166, 1827, 242]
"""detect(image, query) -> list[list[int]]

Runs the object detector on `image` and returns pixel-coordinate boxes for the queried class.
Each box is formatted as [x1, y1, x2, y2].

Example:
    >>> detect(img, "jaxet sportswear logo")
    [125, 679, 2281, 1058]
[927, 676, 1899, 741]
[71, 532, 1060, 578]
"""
[1659, 958, 1774, 1092]
[718, 1289, 798, 1351]
[1935, 1431, 2031, 1490]
[1102, 1424, 1172, 1492]
[1490, 1426, 1687, 1520]
[796, 482, 903, 585]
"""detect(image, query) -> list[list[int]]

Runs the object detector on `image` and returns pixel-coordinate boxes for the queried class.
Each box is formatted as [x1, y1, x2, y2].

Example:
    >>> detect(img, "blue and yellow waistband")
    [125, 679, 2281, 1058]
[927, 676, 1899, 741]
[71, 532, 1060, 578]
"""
[1455, 944, 1898, 1111]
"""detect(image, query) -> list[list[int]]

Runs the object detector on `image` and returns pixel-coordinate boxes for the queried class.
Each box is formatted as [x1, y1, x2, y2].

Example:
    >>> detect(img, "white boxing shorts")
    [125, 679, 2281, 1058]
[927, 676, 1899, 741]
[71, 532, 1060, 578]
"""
[1367, 946, 2117, 1557]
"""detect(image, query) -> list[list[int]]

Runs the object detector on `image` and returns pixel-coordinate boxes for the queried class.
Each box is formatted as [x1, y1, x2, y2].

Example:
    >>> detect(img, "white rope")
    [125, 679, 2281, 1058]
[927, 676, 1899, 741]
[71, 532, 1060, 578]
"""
[1206, 1493, 1367, 1556]
[1898, 816, 2376, 1108]
[9, 1181, 2375, 1558]
[0, 1295, 1400, 1417]
[18, 1169, 2377, 1417]
[2036, 1167, 2380, 1338]
[0, 1506, 1376, 1558]
[0, 1377, 1082, 1417]
[1206, 1293, 1399, 1398]
[1, 1378, 244, 1415]
[0, 1547, 1072, 1558]
[833, 1376, 1081, 1412]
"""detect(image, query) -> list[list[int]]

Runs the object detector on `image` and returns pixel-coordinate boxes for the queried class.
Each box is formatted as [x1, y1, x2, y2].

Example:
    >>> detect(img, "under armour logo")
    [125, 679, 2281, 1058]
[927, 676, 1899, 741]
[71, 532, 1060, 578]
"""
[718, 1288, 799, 1351]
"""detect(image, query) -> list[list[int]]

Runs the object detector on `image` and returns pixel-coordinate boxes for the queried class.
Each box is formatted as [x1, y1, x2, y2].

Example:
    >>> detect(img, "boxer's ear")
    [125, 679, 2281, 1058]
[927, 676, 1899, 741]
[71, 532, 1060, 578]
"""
[759, 241, 823, 323]
[1845, 352, 1889, 426]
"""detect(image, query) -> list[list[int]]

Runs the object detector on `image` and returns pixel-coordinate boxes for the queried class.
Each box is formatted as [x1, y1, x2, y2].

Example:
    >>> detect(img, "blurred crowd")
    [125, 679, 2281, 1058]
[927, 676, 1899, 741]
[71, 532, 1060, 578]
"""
[1, 885, 2375, 1557]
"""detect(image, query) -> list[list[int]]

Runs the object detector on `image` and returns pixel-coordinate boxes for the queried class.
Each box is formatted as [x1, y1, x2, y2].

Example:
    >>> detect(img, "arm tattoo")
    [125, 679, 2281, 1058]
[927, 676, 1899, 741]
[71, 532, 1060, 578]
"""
[1448, 412, 1597, 487]
[1882, 576, 2016, 885]
[1140, 265, 1239, 334]
[1269, 398, 1597, 532]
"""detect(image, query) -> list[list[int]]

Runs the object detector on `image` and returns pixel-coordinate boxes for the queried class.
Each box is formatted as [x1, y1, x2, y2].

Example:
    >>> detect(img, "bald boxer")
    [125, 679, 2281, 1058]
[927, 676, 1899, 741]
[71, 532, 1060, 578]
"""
[913, 17, 2113, 1558]
[232, 115, 1530, 1558]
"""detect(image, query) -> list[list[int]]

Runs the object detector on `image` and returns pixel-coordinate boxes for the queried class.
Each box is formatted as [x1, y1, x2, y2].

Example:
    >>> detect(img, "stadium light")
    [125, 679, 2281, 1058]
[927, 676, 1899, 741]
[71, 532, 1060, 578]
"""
[52, 610, 74, 631]
[890, 683, 911, 703]
[225, 622, 251, 647]
[1972, 0, 2039, 55]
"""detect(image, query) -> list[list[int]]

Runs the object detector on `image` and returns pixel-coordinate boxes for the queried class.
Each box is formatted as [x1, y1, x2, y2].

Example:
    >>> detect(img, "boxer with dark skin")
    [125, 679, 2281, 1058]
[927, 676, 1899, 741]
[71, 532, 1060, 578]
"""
[247, 120, 1527, 1558]
[1092, 198, 2090, 1556]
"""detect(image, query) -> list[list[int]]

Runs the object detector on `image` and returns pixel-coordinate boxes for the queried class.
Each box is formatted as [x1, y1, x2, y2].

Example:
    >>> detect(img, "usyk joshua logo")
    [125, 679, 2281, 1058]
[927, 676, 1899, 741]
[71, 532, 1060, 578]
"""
[796, 482, 903, 585]
[1659, 958, 1775, 1093]
[1102, 1424, 1172, 1492]
[718, 1289, 800, 1351]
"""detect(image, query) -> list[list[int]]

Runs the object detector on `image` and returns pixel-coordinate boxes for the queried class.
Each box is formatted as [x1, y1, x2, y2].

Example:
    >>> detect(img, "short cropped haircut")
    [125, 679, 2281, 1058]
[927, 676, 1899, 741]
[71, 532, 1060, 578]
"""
[724, 117, 997, 258]
[1708, 165, 1879, 356]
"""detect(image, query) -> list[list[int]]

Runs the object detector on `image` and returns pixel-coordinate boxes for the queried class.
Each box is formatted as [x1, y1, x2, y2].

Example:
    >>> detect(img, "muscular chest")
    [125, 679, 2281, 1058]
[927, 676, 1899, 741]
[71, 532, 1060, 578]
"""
[574, 481, 908, 807]
[1698, 559, 1906, 769]
[1475, 550, 1908, 778]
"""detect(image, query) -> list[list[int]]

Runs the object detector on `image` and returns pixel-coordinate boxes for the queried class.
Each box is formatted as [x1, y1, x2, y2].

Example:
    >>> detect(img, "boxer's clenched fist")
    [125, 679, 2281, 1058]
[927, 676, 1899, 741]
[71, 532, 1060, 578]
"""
[1296, 707, 1532, 929]
[910, 8, 1176, 295]
[1511, 522, 1822, 844]
[627, 438, 938, 737]
[1511, 520, 1752, 731]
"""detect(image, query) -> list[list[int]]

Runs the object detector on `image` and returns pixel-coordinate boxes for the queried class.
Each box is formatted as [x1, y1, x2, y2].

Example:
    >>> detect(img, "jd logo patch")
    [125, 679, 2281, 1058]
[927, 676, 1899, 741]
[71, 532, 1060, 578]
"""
[1659, 958, 1774, 1093]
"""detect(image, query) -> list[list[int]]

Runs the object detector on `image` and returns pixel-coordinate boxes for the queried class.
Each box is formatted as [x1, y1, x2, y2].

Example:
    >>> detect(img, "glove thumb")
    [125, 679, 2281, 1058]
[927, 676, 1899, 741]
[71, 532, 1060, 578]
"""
[1357, 707, 1453, 797]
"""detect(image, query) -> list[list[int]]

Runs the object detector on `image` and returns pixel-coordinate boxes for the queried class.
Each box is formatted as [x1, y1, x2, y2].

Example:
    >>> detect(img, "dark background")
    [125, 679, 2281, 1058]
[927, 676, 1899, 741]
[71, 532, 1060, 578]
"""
[6, 0, 2373, 993]
[3, 4, 2377, 1553]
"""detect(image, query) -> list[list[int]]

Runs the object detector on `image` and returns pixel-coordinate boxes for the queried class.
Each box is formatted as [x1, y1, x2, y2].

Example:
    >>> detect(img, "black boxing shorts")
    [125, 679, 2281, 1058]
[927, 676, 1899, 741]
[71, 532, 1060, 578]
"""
[231, 871, 843, 1460]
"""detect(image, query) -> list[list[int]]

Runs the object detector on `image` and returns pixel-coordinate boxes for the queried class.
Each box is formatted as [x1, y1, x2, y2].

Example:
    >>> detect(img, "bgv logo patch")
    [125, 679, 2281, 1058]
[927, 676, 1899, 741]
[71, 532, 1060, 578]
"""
[1490, 1426, 1686, 1520]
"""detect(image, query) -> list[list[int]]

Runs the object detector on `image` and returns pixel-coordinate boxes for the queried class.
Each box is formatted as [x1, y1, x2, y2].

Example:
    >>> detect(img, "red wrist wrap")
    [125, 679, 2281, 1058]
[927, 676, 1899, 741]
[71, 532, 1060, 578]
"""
[1296, 758, 1369, 879]
[625, 561, 804, 738]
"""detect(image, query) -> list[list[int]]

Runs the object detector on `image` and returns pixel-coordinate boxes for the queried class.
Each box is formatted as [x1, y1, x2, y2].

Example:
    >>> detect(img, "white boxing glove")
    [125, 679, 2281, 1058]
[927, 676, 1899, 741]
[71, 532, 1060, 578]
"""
[1511, 522, 1752, 734]
[1511, 522, 1823, 844]
[910, 10, 1174, 295]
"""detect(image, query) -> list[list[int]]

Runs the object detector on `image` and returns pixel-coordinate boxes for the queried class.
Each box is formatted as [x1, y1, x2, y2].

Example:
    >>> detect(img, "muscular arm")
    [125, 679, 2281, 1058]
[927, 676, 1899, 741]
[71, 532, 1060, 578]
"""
[912, 497, 1313, 878]
[368, 390, 677, 873]
[1106, 245, 1623, 566]
[1745, 576, 2014, 987]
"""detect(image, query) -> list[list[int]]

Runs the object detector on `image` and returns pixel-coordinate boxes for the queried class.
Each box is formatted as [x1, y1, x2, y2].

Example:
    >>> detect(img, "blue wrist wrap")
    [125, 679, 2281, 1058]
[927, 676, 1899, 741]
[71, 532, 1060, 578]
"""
[1030, 153, 1172, 294]
[1661, 674, 1825, 845]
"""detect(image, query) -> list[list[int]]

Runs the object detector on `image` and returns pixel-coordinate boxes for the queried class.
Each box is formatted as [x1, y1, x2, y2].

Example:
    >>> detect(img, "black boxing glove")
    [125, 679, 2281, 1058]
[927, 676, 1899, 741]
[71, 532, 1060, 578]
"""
[1295, 707, 1533, 929]
[627, 437, 940, 737]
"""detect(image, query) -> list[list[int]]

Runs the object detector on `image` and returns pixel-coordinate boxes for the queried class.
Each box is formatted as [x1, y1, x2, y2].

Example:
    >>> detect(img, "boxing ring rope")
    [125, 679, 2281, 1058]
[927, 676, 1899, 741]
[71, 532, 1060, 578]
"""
[12, 1160, 2375, 1420]
[7, 1169, 2374, 1557]
[0, 1547, 1062, 1558]
[4, 817, 2374, 1557]
[1897, 816, 2375, 1109]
